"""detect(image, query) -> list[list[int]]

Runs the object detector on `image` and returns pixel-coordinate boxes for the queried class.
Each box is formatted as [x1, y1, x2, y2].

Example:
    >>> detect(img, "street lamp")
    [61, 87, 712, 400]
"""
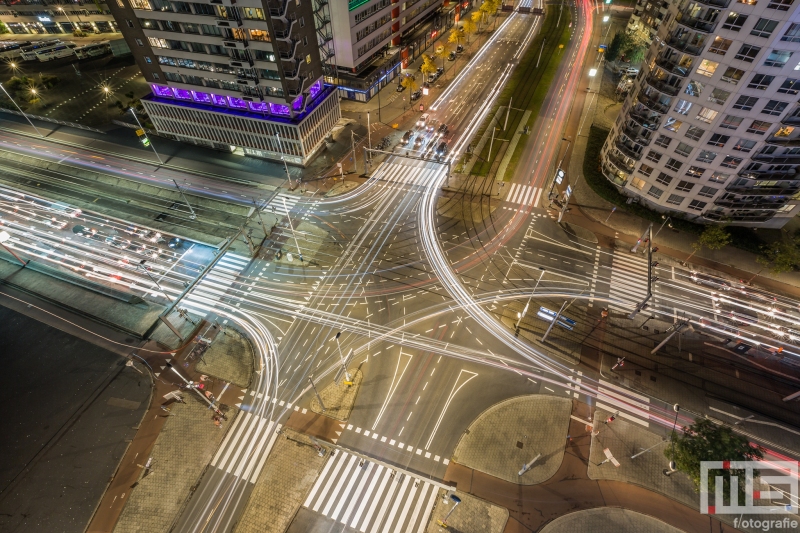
[138, 259, 172, 302]
[655, 215, 672, 238]
[515, 267, 545, 332]
[0, 82, 43, 137]
[275, 132, 292, 187]
[128, 107, 164, 165]
[334, 331, 352, 383]
[0, 230, 27, 267]
[664, 404, 680, 476]
[57, 6, 79, 34]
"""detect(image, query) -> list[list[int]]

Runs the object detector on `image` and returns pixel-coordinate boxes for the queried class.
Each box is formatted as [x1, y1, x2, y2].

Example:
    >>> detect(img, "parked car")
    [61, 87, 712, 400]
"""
[691, 271, 732, 291]
[410, 89, 422, 101]
[396, 83, 406, 92]
[448, 51, 456, 61]
[427, 73, 437, 83]
[436, 66, 444, 76]
[456, 44, 464, 53]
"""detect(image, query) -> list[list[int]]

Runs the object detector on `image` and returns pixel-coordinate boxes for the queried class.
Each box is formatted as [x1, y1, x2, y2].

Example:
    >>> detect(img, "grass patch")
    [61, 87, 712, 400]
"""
[583, 125, 767, 254]
[467, 7, 571, 177]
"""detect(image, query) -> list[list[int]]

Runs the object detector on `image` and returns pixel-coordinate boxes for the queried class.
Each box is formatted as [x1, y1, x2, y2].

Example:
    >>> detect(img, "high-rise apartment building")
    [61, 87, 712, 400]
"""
[108, 0, 340, 166]
[628, 0, 670, 44]
[602, 0, 800, 227]
[0, 1, 119, 35]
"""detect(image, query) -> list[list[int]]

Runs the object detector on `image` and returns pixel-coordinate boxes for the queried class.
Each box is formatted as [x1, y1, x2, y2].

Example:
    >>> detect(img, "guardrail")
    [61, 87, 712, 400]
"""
[0, 106, 105, 134]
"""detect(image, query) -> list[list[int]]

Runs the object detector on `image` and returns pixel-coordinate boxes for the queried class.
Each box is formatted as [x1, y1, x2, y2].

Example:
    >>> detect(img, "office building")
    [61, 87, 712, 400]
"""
[602, 0, 800, 227]
[0, 1, 119, 35]
[108, 0, 340, 166]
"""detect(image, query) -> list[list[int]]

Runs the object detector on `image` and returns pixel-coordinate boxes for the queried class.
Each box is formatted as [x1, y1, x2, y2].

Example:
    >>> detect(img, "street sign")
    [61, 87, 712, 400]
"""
[555, 169, 565, 184]
[141, 137, 151, 146]
[135, 128, 145, 136]
[422, 87, 429, 95]
[536, 306, 576, 330]
[419, 104, 424, 111]
[565, 184, 572, 198]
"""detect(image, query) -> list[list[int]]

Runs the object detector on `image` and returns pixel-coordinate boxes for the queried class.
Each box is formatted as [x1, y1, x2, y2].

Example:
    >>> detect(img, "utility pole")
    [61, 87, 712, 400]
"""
[488, 127, 497, 163]
[282, 196, 302, 263]
[308, 376, 326, 412]
[631, 438, 667, 460]
[651, 317, 689, 354]
[542, 300, 567, 342]
[504, 97, 512, 131]
[628, 223, 655, 319]
[557, 186, 572, 223]
[515, 267, 545, 333]
[275, 132, 292, 187]
[367, 110, 371, 148]
[537, 38, 546, 68]
[172, 179, 197, 220]
[138, 260, 172, 302]
[129, 108, 163, 165]
[0, 82, 43, 137]
[334, 332, 352, 383]
[351, 129, 357, 173]
[518, 453, 541, 476]
[547, 138, 571, 199]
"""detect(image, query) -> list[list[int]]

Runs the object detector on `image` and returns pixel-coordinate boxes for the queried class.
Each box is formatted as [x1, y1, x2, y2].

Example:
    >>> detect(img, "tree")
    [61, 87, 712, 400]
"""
[400, 73, 418, 93]
[665, 419, 763, 503]
[471, 10, 484, 31]
[420, 54, 437, 80]
[434, 45, 450, 78]
[462, 20, 478, 43]
[757, 238, 800, 274]
[685, 225, 731, 262]
[606, 32, 629, 62]
[627, 43, 647, 64]
[448, 26, 465, 47]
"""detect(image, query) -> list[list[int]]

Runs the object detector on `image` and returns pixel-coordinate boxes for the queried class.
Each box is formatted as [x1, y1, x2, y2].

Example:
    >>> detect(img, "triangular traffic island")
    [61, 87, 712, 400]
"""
[310, 369, 363, 422]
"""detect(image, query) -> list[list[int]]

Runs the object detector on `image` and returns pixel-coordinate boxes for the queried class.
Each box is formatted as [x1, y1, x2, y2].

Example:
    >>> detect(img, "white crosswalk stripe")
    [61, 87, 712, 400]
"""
[210, 411, 282, 483]
[375, 161, 442, 186]
[506, 183, 542, 207]
[263, 193, 301, 216]
[182, 252, 247, 312]
[608, 251, 650, 312]
[303, 450, 439, 532]
[596, 379, 650, 427]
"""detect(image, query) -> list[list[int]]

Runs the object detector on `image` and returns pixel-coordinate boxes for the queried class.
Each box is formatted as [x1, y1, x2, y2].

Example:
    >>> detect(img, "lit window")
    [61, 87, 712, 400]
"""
[631, 177, 647, 189]
[720, 156, 743, 168]
[708, 37, 732, 55]
[774, 126, 795, 137]
[746, 120, 772, 134]
[720, 115, 744, 130]
[764, 50, 792, 67]
[733, 139, 757, 152]
[638, 163, 655, 176]
[709, 172, 729, 183]
[696, 107, 719, 123]
[664, 117, 683, 132]
[686, 166, 705, 178]
[674, 99, 693, 115]
[778, 78, 800, 94]
[685, 80, 704, 97]
[696, 59, 719, 77]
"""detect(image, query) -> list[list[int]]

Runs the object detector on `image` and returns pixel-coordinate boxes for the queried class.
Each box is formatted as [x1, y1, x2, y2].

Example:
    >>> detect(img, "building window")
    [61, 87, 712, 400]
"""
[686, 166, 706, 178]
[723, 12, 748, 31]
[676, 180, 694, 192]
[746, 120, 771, 134]
[638, 163, 655, 176]
[135, 38, 144, 46]
[708, 134, 730, 147]
[774, 125, 795, 137]
[733, 95, 758, 110]
[782, 23, 800, 42]
[647, 185, 664, 199]
[778, 78, 800, 94]
[300, 17, 305, 27]
[152, 73, 159, 79]
[675, 142, 693, 157]
[685, 80, 704, 97]
[697, 186, 719, 198]
[721, 67, 745, 84]
[720, 115, 744, 130]
[751, 18, 779, 38]
[696, 59, 719, 77]
[708, 87, 730, 105]
[144, 56, 152, 63]
[765, 50, 792, 67]
[709, 172, 729, 183]
[655, 135, 672, 148]
[664, 117, 683, 132]
[674, 99, 693, 115]
[687, 200, 707, 211]
[631, 177, 647, 189]
[126, 19, 134, 27]
[685, 126, 705, 141]
[748, 73, 775, 90]
[767, 0, 793, 9]
[720, 156, 743, 168]
[656, 172, 674, 185]
[733, 139, 757, 152]
[117, 0, 124, 6]
[762, 100, 788, 116]
[666, 194, 685, 205]
[665, 158, 683, 172]
[708, 36, 732, 55]
[646, 150, 663, 163]
[696, 107, 718, 123]
[303, 36, 308, 46]
[697, 150, 717, 163]
[735, 44, 761, 62]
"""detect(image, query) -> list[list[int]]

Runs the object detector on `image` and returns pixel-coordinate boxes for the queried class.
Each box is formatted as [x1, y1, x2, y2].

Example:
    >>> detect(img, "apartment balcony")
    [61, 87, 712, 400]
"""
[607, 151, 636, 173]
[637, 93, 669, 114]
[622, 124, 653, 146]
[229, 58, 254, 68]
[628, 110, 660, 131]
[615, 137, 644, 160]
[236, 78, 257, 87]
[751, 154, 800, 164]
[694, 0, 728, 8]
[655, 57, 691, 77]
[274, 20, 294, 40]
[674, 12, 718, 33]
[644, 74, 680, 96]
[713, 197, 788, 209]
[278, 40, 300, 60]
[223, 39, 248, 49]
[725, 184, 800, 195]
[216, 17, 242, 27]
[781, 114, 800, 126]
[603, 162, 629, 187]
[208, 0, 236, 5]
[738, 169, 799, 180]
[666, 36, 703, 56]
[268, 0, 288, 19]
[703, 211, 773, 222]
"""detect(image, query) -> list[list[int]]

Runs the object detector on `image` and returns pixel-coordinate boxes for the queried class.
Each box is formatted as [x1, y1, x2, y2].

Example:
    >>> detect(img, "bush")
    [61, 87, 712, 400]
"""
[583, 126, 765, 253]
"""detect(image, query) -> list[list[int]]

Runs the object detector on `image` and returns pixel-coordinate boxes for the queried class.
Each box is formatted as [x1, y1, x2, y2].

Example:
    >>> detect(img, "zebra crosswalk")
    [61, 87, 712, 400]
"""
[210, 412, 282, 483]
[596, 379, 651, 427]
[182, 252, 248, 312]
[263, 193, 301, 216]
[608, 251, 651, 312]
[505, 183, 542, 207]
[303, 450, 440, 533]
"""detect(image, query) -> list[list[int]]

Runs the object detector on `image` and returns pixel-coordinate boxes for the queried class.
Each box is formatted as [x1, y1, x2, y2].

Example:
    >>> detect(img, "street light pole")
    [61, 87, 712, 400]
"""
[129, 108, 163, 165]
[138, 259, 172, 302]
[664, 404, 680, 476]
[334, 332, 352, 382]
[0, 230, 27, 267]
[515, 267, 545, 331]
[275, 132, 292, 187]
[367, 110, 371, 148]
[57, 6, 79, 34]
[655, 216, 672, 238]
[0, 82, 43, 137]
[282, 196, 302, 263]
[308, 376, 326, 412]
[171, 179, 197, 220]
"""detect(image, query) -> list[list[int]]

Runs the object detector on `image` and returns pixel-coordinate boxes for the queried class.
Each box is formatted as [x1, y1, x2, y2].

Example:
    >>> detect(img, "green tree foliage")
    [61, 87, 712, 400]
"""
[665, 419, 763, 503]
[0, 21, 9, 34]
[606, 31, 647, 64]
[448, 26, 465, 46]
[462, 20, 478, 43]
[757, 237, 800, 274]
[686, 224, 731, 261]
[606, 32, 627, 62]
[400, 72, 419, 93]
[420, 54, 437, 79]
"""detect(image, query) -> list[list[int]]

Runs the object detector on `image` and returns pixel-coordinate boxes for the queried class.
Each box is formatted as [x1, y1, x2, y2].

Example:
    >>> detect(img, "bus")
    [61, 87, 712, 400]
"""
[19, 39, 63, 61]
[75, 41, 111, 60]
[0, 41, 31, 60]
[36, 42, 77, 62]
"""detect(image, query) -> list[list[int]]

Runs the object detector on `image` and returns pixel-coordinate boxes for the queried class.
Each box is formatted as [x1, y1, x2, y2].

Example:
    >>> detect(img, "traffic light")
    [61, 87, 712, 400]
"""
[605, 414, 617, 424]
[612, 357, 625, 371]
[141, 137, 151, 147]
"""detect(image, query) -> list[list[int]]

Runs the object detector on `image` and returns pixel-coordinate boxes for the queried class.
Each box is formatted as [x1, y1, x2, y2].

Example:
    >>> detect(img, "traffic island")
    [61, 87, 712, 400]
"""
[195, 327, 254, 389]
[539, 508, 683, 533]
[112, 397, 238, 533]
[452, 395, 571, 484]
[234, 428, 327, 533]
[424, 489, 507, 533]
[324, 180, 359, 197]
[310, 370, 363, 422]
